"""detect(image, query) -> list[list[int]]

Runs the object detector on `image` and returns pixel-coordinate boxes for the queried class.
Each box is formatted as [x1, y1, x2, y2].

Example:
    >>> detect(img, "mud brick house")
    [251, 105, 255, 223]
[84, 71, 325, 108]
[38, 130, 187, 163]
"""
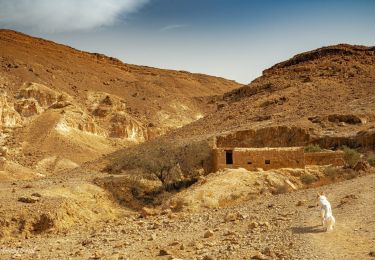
[213, 147, 305, 171]
[213, 147, 345, 171]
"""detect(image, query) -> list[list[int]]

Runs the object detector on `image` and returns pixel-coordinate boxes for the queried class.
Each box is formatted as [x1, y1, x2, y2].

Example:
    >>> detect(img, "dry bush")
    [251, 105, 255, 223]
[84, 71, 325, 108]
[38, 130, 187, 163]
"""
[342, 146, 361, 168]
[367, 152, 375, 166]
[274, 184, 289, 194]
[300, 174, 318, 184]
[324, 166, 341, 180]
[304, 144, 322, 153]
[324, 166, 360, 181]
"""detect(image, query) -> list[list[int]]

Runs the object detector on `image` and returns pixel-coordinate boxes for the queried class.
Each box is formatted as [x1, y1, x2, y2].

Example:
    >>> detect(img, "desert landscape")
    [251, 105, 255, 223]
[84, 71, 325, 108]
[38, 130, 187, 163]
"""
[0, 2, 375, 259]
[0, 29, 374, 259]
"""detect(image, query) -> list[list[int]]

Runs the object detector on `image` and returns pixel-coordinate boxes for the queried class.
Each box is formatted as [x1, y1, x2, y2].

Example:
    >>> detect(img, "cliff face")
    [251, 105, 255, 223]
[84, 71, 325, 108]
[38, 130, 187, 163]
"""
[0, 29, 240, 175]
[170, 44, 375, 143]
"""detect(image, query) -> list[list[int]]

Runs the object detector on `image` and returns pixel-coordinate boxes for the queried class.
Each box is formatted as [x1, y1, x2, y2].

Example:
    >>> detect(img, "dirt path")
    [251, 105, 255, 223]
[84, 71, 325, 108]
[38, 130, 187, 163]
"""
[293, 174, 375, 260]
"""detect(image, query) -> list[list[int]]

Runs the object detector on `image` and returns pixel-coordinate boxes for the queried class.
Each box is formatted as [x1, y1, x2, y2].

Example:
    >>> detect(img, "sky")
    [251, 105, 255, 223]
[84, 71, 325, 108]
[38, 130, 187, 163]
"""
[1, 0, 375, 84]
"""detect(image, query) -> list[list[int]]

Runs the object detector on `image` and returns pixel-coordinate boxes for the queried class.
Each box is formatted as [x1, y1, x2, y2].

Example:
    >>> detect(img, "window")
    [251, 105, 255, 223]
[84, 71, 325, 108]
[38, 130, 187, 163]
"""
[225, 150, 233, 164]
[265, 160, 271, 164]
[247, 161, 252, 164]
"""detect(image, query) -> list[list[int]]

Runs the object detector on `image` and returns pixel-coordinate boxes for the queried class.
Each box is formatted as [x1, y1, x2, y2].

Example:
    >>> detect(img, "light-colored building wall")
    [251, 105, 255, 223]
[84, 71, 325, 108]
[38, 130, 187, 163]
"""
[214, 147, 305, 171]
[304, 151, 345, 166]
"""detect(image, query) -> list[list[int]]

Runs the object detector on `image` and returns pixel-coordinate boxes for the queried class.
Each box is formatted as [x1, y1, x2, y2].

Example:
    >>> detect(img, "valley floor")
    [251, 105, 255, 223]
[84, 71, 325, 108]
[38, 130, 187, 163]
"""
[0, 172, 374, 259]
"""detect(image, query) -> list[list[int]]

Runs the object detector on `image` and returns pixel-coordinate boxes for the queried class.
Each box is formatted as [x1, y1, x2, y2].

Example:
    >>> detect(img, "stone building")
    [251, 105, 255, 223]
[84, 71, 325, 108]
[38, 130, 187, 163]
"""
[304, 151, 345, 166]
[213, 147, 305, 171]
[213, 147, 345, 171]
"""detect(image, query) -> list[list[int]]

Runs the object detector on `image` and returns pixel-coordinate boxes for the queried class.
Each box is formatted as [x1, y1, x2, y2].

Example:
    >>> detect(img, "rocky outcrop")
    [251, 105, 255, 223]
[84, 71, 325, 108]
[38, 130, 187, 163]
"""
[56, 109, 107, 137]
[0, 93, 22, 128]
[15, 82, 72, 117]
[87, 92, 126, 118]
[110, 112, 147, 141]
[216, 126, 311, 148]
[87, 91, 149, 142]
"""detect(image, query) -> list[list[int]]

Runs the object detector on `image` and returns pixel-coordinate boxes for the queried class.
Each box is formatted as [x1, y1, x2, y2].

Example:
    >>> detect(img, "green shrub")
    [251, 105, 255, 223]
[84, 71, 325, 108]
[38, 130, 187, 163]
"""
[342, 146, 360, 168]
[367, 152, 375, 166]
[300, 174, 318, 184]
[304, 144, 322, 153]
[324, 166, 340, 180]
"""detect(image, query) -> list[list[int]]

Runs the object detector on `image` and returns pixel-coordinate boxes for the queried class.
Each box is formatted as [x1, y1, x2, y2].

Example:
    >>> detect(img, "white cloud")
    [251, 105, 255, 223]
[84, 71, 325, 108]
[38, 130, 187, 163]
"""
[160, 24, 189, 32]
[0, 0, 149, 33]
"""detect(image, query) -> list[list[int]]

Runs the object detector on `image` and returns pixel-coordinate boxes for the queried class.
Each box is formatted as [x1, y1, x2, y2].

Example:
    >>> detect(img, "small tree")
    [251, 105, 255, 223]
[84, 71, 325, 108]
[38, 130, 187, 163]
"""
[342, 146, 360, 168]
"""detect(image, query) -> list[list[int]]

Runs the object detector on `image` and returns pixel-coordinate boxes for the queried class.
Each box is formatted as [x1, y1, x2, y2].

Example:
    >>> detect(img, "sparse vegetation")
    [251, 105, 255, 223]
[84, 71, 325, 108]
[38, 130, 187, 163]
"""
[342, 146, 361, 168]
[304, 144, 322, 153]
[300, 174, 318, 184]
[324, 166, 341, 180]
[324, 166, 360, 181]
[367, 152, 375, 166]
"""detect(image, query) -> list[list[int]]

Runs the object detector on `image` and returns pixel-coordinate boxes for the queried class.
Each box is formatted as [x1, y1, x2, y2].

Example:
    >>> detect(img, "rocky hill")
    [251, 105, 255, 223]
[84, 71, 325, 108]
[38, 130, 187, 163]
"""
[104, 44, 375, 191]
[179, 44, 375, 142]
[0, 29, 240, 177]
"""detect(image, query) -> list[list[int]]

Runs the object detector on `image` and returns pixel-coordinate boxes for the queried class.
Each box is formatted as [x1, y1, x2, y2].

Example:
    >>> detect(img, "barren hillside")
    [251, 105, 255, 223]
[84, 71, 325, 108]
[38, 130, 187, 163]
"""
[0, 32, 374, 260]
[0, 29, 240, 176]
[103, 44, 375, 190]
[177, 44, 375, 141]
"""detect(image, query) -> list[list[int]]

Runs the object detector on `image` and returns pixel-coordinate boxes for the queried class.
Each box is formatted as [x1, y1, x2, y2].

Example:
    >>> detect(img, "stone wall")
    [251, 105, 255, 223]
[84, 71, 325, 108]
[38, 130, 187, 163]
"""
[304, 151, 345, 166]
[215, 126, 311, 148]
[214, 147, 305, 171]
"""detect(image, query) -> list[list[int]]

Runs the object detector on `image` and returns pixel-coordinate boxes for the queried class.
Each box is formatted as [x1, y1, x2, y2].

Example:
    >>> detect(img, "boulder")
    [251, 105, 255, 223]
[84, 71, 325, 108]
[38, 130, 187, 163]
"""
[353, 160, 369, 172]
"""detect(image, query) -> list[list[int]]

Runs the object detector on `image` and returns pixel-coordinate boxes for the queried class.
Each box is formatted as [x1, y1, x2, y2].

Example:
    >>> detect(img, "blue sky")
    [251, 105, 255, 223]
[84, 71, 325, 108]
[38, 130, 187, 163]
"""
[1, 0, 375, 83]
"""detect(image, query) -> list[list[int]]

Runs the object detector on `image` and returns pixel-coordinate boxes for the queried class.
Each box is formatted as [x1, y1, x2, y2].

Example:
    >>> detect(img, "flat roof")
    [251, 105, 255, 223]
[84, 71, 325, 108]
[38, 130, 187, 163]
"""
[215, 147, 304, 151]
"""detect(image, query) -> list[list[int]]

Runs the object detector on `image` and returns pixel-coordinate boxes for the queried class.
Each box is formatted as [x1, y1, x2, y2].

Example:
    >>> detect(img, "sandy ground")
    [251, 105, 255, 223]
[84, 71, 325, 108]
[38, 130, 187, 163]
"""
[0, 171, 373, 260]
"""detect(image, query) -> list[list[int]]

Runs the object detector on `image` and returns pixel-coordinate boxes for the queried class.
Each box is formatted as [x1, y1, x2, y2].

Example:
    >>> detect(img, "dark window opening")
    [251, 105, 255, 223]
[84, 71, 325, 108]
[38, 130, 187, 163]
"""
[265, 160, 271, 165]
[225, 150, 233, 164]
[247, 161, 252, 164]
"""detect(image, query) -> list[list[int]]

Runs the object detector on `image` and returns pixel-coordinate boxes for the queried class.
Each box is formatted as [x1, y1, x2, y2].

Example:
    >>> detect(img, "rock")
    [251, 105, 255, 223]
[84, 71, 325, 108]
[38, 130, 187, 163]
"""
[296, 200, 305, 206]
[248, 221, 259, 229]
[369, 251, 375, 257]
[81, 239, 93, 246]
[223, 229, 237, 236]
[203, 255, 214, 260]
[141, 207, 160, 218]
[353, 160, 369, 172]
[251, 251, 268, 259]
[0, 157, 6, 170]
[92, 250, 103, 259]
[0, 146, 8, 156]
[259, 221, 271, 229]
[18, 196, 39, 203]
[179, 244, 185, 250]
[107, 253, 121, 260]
[224, 212, 237, 222]
[159, 249, 171, 256]
[149, 233, 157, 241]
[195, 242, 204, 250]
[204, 230, 214, 238]
[262, 247, 276, 257]
[284, 179, 297, 191]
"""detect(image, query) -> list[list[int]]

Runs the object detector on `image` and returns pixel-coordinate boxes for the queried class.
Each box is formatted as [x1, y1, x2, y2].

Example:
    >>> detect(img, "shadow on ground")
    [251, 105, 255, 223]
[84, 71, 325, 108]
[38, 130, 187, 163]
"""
[292, 225, 325, 234]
